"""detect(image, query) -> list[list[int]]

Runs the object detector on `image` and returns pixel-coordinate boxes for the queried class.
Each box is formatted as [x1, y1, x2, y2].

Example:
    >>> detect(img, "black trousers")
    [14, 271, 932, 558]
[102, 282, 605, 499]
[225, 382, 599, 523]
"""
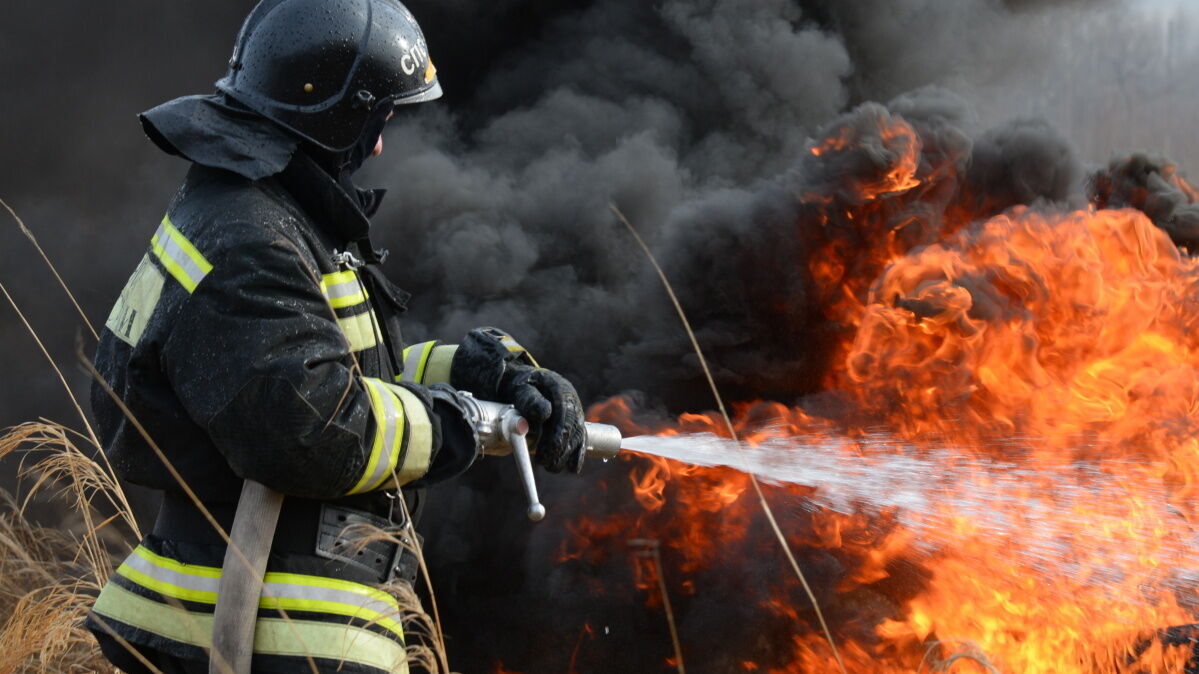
[95, 632, 207, 674]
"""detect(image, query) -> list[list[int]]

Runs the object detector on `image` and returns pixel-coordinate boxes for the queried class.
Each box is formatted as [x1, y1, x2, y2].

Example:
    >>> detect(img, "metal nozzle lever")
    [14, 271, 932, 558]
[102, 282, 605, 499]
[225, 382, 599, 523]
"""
[461, 395, 623, 521]
[505, 419, 546, 521]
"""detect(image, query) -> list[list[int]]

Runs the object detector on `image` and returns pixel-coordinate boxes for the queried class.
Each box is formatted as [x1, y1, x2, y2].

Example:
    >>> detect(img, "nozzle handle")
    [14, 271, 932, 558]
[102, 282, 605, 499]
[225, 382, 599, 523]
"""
[462, 396, 620, 521]
[501, 410, 545, 521]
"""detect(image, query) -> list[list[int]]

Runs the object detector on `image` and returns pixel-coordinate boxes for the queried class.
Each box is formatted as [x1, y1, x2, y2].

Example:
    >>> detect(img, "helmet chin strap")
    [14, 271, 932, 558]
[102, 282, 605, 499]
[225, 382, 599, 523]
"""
[304, 101, 393, 180]
[343, 103, 393, 175]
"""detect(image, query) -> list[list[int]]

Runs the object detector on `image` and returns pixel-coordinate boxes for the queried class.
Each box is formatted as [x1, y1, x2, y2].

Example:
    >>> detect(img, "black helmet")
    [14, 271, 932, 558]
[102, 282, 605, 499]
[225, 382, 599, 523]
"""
[216, 0, 442, 152]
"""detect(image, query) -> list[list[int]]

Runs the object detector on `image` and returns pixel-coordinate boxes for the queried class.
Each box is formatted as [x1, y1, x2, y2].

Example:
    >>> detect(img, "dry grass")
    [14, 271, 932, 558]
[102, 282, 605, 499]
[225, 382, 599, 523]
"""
[0, 423, 122, 673]
[628, 539, 685, 674]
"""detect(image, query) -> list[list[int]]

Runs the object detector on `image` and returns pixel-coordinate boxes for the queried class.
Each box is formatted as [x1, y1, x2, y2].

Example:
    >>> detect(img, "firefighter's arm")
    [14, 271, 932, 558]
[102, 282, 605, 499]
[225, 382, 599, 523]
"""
[394, 340, 458, 386]
[402, 328, 586, 473]
[396, 328, 532, 387]
[159, 226, 448, 499]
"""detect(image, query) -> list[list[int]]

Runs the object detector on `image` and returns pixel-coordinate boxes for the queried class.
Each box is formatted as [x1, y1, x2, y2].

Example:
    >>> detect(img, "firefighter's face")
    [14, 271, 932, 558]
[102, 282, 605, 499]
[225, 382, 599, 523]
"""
[372, 110, 397, 158]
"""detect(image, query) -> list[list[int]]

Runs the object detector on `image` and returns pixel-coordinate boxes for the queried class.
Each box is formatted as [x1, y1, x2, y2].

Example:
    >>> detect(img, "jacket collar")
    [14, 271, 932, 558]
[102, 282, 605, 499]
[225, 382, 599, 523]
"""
[276, 151, 387, 246]
[272, 155, 410, 310]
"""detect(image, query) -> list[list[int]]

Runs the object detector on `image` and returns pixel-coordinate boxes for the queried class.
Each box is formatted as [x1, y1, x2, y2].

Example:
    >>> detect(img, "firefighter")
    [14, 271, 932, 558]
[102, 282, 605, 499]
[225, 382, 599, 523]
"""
[86, 0, 586, 671]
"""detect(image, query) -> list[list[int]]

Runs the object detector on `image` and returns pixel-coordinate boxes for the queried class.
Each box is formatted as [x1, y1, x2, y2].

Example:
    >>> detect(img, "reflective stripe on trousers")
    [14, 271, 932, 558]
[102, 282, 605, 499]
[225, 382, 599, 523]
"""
[92, 545, 409, 673]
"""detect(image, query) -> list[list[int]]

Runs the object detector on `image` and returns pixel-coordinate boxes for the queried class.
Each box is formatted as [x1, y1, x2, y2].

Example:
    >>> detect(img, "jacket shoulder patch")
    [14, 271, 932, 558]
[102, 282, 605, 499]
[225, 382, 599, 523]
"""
[105, 255, 165, 347]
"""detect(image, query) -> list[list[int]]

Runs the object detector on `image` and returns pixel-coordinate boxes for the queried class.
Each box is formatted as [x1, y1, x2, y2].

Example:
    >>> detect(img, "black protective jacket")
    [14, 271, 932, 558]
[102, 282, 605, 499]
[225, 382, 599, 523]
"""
[94, 94, 439, 503]
[94, 157, 423, 503]
[88, 94, 454, 673]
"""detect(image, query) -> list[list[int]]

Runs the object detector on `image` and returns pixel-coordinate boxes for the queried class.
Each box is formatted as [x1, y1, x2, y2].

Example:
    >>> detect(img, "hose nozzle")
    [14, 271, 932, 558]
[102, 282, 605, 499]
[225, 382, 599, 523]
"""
[460, 395, 623, 521]
[584, 422, 622, 461]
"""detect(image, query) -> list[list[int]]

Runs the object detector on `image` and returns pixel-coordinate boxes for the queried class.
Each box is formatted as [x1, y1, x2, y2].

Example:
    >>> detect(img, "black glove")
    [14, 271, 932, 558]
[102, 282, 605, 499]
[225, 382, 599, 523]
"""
[404, 382, 480, 487]
[500, 365, 586, 473]
[451, 327, 587, 473]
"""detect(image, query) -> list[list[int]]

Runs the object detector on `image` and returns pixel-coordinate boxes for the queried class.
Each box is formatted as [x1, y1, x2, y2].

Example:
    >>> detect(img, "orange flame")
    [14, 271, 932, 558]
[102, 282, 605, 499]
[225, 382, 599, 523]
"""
[568, 113, 1199, 672]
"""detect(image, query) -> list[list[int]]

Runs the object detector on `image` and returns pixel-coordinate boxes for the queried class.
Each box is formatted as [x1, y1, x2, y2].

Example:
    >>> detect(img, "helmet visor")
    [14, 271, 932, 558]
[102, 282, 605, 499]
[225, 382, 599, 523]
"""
[393, 80, 443, 106]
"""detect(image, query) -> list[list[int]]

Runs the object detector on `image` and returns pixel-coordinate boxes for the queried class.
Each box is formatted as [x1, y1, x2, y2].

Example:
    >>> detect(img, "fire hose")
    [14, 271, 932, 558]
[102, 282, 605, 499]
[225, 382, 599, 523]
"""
[210, 396, 622, 673]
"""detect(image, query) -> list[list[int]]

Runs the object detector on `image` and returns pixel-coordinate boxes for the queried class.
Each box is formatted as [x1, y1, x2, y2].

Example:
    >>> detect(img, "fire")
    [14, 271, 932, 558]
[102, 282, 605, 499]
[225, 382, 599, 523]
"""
[568, 106, 1199, 672]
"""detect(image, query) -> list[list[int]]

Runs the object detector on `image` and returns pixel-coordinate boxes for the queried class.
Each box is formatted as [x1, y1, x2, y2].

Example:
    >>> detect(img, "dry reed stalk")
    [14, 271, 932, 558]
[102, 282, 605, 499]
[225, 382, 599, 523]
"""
[611, 204, 850, 674]
[628, 539, 685, 674]
[392, 496, 452, 674]
[0, 198, 98, 341]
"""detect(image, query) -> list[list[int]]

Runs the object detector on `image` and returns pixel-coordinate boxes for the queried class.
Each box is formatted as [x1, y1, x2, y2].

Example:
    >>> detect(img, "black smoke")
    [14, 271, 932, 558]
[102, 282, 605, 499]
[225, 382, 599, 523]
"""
[1090, 153, 1199, 251]
[1, 0, 1197, 670]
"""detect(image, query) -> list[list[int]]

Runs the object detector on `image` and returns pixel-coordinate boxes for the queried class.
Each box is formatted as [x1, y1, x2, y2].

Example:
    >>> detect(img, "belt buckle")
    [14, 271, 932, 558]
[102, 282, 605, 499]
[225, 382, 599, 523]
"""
[388, 530, 423, 585]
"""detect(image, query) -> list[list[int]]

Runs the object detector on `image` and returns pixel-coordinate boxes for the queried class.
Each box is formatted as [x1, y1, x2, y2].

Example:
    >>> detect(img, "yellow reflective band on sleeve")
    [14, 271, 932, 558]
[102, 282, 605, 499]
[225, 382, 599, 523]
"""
[110, 545, 406, 640]
[395, 343, 455, 386]
[499, 334, 540, 367]
[387, 383, 434, 486]
[320, 270, 368, 309]
[337, 311, 382, 352]
[422, 345, 458, 385]
[150, 215, 212, 294]
[398, 341, 437, 384]
[499, 335, 523, 353]
[92, 583, 408, 673]
[348, 378, 405, 495]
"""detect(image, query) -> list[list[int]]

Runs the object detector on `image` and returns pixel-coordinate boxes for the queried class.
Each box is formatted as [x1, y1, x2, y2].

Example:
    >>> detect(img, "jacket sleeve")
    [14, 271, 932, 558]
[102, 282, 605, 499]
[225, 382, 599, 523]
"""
[397, 330, 536, 390]
[160, 222, 435, 499]
[395, 341, 458, 386]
